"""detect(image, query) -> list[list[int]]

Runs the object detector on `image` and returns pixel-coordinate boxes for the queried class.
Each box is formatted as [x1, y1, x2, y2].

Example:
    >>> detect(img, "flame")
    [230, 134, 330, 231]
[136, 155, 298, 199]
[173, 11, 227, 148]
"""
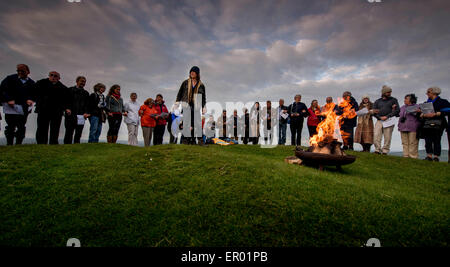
[309, 97, 357, 146]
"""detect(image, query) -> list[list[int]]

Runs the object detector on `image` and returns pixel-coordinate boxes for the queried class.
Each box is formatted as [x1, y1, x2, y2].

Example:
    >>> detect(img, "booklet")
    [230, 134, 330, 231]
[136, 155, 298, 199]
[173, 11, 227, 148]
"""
[356, 108, 369, 116]
[382, 117, 397, 128]
[2, 103, 24, 115]
[77, 115, 86, 126]
[419, 102, 435, 114]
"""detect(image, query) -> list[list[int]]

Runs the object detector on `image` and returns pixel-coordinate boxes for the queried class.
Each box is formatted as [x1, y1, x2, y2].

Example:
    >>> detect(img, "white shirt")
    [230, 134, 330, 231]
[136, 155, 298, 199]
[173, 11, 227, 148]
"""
[124, 100, 140, 125]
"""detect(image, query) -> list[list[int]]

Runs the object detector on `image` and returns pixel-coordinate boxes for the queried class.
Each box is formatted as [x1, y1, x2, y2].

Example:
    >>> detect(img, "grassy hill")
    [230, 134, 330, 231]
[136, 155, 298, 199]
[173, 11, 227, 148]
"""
[0, 144, 448, 247]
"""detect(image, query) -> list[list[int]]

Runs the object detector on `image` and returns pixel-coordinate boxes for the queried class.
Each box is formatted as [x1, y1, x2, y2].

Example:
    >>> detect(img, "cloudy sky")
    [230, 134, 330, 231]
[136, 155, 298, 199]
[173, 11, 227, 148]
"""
[1, 0, 449, 151]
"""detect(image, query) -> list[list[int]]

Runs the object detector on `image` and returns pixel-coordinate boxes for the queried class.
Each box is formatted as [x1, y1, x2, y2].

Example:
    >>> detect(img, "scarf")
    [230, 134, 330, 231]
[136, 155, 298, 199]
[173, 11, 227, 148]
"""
[112, 92, 121, 100]
[187, 78, 203, 104]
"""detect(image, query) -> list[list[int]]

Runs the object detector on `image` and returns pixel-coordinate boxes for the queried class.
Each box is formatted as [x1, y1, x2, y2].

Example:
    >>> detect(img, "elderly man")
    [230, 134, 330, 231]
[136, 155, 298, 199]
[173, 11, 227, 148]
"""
[34, 71, 70, 145]
[0, 64, 35, 145]
[288, 94, 309, 146]
[373, 85, 400, 155]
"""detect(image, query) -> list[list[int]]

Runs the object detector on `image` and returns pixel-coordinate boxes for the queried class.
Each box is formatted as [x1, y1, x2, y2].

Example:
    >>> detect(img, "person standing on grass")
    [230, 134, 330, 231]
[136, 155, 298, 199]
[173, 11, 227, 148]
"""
[217, 109, 228, 140]
[288, 95, 308, 146]
[321, 97, 336, 114]
[249, 102, 261, 145]
[241, 108, 250, 145]
[417, 87, 450, 162]
[231, 109, 240, 142]
[88, 83, 107, 143]
[373, 85, 400, 155]
[355, 96, 375, 152]
[124, 92, 140, 146]
[153, 94, 169, 145]
[307, 100, 321, 137]
[64, 76, 90, 144]
[397, 94, 421, 159]
[278, 99, 288, 145]
[139, 98, 158, 147]
[176, 66, 207, 145]
[34, 71, 70, 145]
[340, 91, 359, 150]
[262, 101, 276, 145]
[105, 84, 127, 144]
[0, 64, 35, 145]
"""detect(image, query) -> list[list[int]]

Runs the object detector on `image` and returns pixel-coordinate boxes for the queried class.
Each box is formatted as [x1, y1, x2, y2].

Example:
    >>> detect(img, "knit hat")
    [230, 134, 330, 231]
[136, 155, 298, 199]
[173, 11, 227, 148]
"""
[190, 66, 200, 76]
[381, 85, 392, 94]
[362, 95, 370, 101]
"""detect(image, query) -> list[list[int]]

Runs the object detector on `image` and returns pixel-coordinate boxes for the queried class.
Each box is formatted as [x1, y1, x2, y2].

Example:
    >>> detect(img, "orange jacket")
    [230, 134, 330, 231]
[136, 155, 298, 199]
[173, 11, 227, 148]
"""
[139, 105, 158, 127]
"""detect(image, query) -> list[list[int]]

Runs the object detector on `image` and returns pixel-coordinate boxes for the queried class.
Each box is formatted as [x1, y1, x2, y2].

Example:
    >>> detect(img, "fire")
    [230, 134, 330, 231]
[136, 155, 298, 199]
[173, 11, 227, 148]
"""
[309, 97, 357, 147]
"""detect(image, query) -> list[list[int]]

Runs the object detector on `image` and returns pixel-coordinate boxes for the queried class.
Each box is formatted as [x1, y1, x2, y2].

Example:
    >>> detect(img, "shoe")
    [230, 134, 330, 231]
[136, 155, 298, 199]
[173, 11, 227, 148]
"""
[107, 136, 112, 143]
[433, 158, 440, 162]
[374, 151, 381, 155]
[382, 153, 388, 155]
[424, 157, 432, 161]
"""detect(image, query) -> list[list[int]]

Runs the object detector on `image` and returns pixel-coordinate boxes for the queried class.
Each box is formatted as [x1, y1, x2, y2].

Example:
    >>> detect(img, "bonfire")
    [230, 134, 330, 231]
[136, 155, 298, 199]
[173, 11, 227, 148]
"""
[286, 98, 357, 171]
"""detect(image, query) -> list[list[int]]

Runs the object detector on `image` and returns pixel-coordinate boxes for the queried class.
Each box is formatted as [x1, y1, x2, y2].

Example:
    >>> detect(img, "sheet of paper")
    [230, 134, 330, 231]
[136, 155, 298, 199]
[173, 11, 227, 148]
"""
[77, 115, 86, 126]
[419, 102, 435, 114]
[406, 105, 419, 113]
[2, 103, 24, 115]
[382, 117, 397, 128]
[356, 108, 369, 116]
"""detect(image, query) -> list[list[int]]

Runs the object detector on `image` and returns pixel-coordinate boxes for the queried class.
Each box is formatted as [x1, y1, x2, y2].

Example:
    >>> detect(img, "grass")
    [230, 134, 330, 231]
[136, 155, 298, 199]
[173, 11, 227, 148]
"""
[0, 143, 449, 247]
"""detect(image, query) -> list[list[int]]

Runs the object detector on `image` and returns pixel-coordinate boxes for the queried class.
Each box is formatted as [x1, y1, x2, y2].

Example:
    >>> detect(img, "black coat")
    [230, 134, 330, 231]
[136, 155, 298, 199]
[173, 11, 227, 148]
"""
[34, 78, 70, 115]
[67, 86, 90, 115]
[0, 74, 35, 107]
[418, 97, 450, 136]
[288, 102, 309, 123]
[339, 96, 359, 129]
[176, 79, 206, 108]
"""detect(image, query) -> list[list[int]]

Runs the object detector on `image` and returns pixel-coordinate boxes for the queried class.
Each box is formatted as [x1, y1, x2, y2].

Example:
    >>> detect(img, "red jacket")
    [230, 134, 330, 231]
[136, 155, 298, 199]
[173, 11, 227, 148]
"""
[139, 105, 158, 128]
[154, 101, 169, 126]
[307, 107, 321, 126]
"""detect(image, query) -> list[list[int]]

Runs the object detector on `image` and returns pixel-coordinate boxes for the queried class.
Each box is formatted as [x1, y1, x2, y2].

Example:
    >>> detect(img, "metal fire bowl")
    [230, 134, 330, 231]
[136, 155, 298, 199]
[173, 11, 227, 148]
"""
[295, 148, 357, 166]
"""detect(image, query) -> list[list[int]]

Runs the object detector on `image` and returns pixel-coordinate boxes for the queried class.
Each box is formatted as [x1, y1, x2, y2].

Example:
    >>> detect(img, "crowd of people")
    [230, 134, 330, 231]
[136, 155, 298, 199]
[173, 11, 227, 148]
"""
[1, 64, 449, 162]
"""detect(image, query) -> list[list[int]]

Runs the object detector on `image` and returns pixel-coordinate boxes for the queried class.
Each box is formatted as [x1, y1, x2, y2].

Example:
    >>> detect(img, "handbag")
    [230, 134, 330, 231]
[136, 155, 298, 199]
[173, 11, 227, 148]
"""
[423, 118, 442, 129]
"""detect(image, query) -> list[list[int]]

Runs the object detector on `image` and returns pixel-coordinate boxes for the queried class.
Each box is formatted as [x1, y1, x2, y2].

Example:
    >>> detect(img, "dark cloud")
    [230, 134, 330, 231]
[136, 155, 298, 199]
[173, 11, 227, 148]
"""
[0, 0, 449, 150]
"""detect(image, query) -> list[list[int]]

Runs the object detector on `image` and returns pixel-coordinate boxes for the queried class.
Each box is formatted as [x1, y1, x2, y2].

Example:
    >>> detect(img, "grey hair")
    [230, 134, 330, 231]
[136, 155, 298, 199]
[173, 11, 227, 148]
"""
[428, 86, 441, 95]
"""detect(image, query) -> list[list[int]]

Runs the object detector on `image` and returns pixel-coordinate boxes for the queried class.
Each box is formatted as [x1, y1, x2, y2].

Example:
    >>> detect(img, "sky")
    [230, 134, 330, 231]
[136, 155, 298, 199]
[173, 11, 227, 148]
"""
[0, 0, 449, 151]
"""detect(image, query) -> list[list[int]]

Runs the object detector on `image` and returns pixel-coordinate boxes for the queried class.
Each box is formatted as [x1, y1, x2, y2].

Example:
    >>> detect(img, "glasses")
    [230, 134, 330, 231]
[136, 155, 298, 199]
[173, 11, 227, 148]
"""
[49, 74, 60, 78]
[17, 69, 26, 73]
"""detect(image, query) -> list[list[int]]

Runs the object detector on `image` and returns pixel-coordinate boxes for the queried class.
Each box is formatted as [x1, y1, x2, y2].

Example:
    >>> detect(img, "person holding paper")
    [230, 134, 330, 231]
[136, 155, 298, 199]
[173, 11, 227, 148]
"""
[0, 64, 35, 145]
[417, 87, 450, 162]
[355, 96, 375, 152]
[64, 76, 90, 144]
[139, 98, 158, 147]
[34, 71, 70, 145]
[372, 85, 400, 155]
[124, 93, 140, 146]
[288, 95, 309, 146]
[398, 94, 421, 158]
[153, 94, 169, 146]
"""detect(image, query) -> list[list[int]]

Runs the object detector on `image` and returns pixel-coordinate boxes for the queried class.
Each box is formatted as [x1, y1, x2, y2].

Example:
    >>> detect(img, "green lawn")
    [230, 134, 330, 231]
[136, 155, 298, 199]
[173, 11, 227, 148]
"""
[0, 143, 448, 247]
